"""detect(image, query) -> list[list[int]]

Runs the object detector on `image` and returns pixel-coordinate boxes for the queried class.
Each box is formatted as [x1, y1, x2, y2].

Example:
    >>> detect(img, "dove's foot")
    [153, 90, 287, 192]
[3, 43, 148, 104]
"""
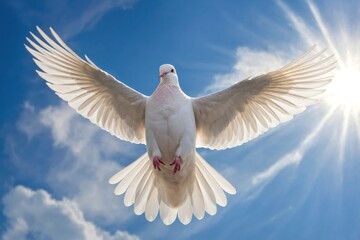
[170, 156, 182, 175]
[153, 156, 165, 171]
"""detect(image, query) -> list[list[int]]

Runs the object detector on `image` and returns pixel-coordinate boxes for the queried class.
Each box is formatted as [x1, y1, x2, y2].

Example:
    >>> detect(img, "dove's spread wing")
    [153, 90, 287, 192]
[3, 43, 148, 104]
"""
[192, 47, 336, 150]
[26, 27, 147, 144]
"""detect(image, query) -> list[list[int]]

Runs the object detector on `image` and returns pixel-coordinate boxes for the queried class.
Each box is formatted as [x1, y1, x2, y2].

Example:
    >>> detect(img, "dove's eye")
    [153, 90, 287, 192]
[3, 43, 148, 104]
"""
[171, 69, 174, 73]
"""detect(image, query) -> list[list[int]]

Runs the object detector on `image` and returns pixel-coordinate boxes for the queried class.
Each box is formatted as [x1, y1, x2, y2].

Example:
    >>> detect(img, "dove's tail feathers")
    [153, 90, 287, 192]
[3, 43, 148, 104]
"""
[158, 152, 236, 225]
[108, 152, 236, 225]
[159, 200, 177, 225]
[195, 152, 236, 196]
[193, 152, 236, 215]
[108, 152, 160, 221]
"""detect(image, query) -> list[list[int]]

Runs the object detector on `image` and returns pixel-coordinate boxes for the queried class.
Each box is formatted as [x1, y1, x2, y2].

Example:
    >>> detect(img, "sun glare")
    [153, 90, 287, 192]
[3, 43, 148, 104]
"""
[325, 67, 360, 110]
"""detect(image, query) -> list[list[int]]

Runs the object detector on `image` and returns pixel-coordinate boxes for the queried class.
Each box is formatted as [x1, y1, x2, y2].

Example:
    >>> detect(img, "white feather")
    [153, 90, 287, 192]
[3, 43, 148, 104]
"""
[145, 185, 160, 222]
[124, 164, 151, 207]
[159, 201, 177, 225]
[134, 173, 155, 215]
[108, 153, 148, 184]
[195, 166, 217, 216]
[113, 158, 147, 196]
[177, 194, 193, 225]
[195, 152, 236, 195]
[191, 179, 205, 220]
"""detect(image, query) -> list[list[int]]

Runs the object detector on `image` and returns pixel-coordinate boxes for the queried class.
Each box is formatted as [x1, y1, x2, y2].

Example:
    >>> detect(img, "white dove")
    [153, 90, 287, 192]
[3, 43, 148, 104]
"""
[26, 27, 336, 225]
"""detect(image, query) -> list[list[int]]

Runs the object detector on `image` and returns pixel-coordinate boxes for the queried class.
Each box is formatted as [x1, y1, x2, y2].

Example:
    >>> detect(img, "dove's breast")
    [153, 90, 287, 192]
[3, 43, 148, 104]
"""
[145, 85, 196, 162]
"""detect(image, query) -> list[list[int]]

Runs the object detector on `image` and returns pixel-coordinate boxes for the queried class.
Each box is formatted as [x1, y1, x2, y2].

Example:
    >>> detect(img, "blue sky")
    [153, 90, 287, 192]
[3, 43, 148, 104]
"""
[1, 0, 360, 239]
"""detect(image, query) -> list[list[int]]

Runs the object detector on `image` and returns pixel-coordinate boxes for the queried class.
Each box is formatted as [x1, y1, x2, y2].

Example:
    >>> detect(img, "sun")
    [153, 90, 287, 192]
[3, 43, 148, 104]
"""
[325, 66, 360, 110]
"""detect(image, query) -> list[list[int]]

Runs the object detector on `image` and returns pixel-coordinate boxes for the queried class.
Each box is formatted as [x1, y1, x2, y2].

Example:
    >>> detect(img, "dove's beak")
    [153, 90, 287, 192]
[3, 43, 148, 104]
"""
[159, 71, 168, 78]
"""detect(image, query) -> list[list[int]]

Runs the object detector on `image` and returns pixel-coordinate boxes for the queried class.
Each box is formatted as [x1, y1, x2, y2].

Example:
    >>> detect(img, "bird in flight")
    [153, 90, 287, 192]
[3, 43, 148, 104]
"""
[26, 27, 336, 225]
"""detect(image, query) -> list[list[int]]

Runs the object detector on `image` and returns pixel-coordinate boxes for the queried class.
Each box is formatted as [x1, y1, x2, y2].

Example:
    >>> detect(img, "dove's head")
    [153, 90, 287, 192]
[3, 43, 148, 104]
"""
[159, 64, 179, 86]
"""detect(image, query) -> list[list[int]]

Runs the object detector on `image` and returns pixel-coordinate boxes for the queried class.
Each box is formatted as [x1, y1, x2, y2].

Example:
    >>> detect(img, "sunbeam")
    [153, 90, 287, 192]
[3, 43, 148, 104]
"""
[338, 108, 350, 164]
[354, 111, 360, 139]
[250, 106, 337, 193]
[279, 1, 360, 152]
[298, 106, 337, 153]
[307, 0, 345, 68]
[276, 0, 316, 46]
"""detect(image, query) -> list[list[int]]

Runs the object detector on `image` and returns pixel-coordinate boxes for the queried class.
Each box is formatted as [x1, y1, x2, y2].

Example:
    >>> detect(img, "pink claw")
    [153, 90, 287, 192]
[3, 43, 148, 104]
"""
[153, 156, 165, 171]
[170, 156, 182, 175]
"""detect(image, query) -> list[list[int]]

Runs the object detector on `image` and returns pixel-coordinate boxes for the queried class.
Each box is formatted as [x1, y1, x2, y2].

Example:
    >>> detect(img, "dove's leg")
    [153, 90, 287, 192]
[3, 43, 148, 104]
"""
[153, 156, 165, 171]
[146, 129, 164, 171]
[170, 156, 181, 175]
[171, 134, 195, 175]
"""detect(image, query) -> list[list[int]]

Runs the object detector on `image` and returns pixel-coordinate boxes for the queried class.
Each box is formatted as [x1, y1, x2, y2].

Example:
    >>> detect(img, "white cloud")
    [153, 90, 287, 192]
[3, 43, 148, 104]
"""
[17, 102, 144, 224]
[16, 102, 43, 139]
[10, 0, 136, 39]
[62, 0, 137, 38]
[39, 103, 134, 158]
[40, 103, 142, 223]
[251, 151, 302, 186]
[251, 106, 336, 186]
[203, 47, 290, 94]
[225, 107, 337, 202]
[2, 185, 139, 240]
[243, 151, 303, 201]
